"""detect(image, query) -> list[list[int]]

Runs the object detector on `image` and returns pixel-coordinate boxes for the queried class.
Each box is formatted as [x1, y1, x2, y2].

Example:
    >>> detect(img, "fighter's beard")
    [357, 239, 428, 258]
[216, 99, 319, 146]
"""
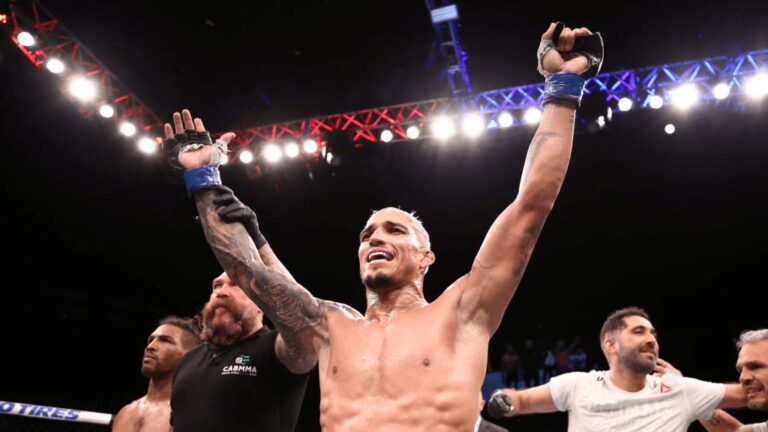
[201, 300, 256, 347]
[619, 346, 656, 375]
[363, 272, 396, 291]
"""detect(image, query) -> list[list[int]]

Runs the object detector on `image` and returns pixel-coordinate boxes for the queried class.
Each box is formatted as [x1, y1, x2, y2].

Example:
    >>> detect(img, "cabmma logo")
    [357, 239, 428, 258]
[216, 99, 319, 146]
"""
[222, 355, 257, 376]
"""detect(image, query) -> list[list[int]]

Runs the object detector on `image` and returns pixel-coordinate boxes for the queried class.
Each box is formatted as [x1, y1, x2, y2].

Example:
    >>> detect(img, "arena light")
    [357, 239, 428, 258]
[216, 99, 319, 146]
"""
[239, 150, 254, 164]
[285, 142, 300, 158]
[17, 31, 35, 47]
[461, 113, 485, 138]
[523, 107, 542, 124]
[618, 97, 633, 112]
[671, 84, 699, 109]
[712, 83, 730, 100]
[596, 115, 606, 128]
[664, 123, 676, 135]
[745, 74, 768, 99]
[497, 111, 514, 128]
[138, 137, 156, 154]
[380, 129, 394, 143]
[303, 139, 318, 154]
[606, 107, 613, 122]
[0, 14, 7, 25]
[648, 95, 664, 109]
[99, 104, 115, 118]
[325, 152, 334, 164]
[68, 77, 98, 102]
[45, 58, 65, 74]
[119, 122, 137, 137]
[263, 143, 282, 163]
[406, 125, 420, 139]
[431, 116, 455, 140]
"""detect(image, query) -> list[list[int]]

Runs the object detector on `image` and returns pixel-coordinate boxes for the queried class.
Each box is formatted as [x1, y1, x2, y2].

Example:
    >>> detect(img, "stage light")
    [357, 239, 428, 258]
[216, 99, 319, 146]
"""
[17, 31, 35, 47]
[523, 107, 542, 124]
[264, 143, 282, 163]
[745, 74, 768, 99]
[138, 137, 156, 154]
[671, 84, 699, 109]
[596, 115, 606, 128]
[431, 117, 455, 140]
[99, 104, 115, 118]
[69, 77, 98, 102]
[462, 113, 485, 137]
[497, 111, 514, 128]
[45, 58, 65, 74]
[239, 150, 254, 163]
[618, 97, 633, 112]
[406, 125, 420, 139]
[380, 129, 394, 143]
[303, 139, 318, 153]
[326, 152, 334, 164]
[606, 107, 613, 122]
[119, 122, 137, 137]
[712, 83, 730, 100]
[664, 123, 676, 134]
[0, 14, 7, 25]
[648, 95, 664, 109]
[285, 142, 300, 158]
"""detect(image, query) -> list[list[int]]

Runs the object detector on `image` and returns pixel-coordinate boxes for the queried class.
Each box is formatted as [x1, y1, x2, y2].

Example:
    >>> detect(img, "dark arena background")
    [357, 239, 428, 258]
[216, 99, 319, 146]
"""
[1, 0, 767, 431]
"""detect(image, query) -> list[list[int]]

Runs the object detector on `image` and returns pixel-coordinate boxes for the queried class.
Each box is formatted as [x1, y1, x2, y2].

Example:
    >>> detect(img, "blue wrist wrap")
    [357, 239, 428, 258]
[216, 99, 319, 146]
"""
[184, 166, 221, 193]
[544, 72, 586, 106]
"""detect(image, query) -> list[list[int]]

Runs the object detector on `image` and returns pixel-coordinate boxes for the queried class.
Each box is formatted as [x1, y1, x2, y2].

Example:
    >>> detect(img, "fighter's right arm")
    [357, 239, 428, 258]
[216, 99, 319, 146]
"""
[111, 403, 135, 432]
[194, 188, 327, 373]
[500, 384, 559, 416]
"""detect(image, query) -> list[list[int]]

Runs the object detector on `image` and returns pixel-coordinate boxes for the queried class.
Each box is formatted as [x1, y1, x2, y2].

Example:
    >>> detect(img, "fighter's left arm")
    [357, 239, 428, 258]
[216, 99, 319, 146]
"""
[719, 384, 748, 409]
[456, 23, 602, 335]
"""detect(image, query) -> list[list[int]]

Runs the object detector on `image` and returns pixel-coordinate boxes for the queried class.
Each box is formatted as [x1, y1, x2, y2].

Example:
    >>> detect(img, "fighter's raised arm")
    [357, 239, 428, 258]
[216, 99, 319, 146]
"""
[162, 111, 332, 373]
[456, 23, 604, 334]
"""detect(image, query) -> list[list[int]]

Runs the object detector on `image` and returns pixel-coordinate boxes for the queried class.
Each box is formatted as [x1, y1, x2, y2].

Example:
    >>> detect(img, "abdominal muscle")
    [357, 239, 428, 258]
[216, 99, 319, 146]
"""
[317, 297, 489, 432]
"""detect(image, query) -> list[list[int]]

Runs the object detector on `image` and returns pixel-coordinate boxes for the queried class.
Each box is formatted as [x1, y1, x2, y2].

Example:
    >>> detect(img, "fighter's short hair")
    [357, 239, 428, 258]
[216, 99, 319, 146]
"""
[736, 328, 768, 351]
[159, 315, 202, 350]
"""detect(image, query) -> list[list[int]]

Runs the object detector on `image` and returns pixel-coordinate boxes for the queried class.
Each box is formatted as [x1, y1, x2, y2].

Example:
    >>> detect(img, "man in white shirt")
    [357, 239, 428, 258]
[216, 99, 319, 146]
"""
[488, 307, 747, 432]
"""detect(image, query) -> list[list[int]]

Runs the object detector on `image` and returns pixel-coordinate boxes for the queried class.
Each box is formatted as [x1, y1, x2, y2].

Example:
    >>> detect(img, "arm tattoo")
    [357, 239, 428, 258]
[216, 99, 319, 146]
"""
[520, 131, 557, 188]
[194, 190, 323, 338]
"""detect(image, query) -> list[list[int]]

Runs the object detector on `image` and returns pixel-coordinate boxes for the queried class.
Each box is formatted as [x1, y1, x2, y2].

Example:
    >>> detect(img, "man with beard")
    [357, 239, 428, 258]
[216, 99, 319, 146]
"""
[169, 271, 310, 432]
[163, 22, 602, 430]
[487, 307, 748, 431]
[113, 317, 201, 432]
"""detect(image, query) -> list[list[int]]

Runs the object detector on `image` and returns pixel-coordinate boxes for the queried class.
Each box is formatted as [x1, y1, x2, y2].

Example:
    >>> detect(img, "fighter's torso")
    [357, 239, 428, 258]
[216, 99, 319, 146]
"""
[116, 397, 171, 432]
[317, 285, 489, 432]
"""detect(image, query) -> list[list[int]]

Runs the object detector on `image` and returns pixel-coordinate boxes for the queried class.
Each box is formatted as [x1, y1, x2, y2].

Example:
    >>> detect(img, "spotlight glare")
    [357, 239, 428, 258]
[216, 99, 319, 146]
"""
[303, 139, 318, 153]
[671, 84, 699, 109]
[380, 129, 394, 143]
[498, 111, 514, 128]
[119, 122, 137, 137]
[712, 83, 730, 100]
[45, 58, 65, 74]
[406, 125, 420, 139]
[326, 152, 334, 164]
[69, 77, 98, 101]
[618, 97, 633, 112]
[99, 104, 114, 118]
[17, 31, 36, 47]
[462, 113, 485, 137]
[264, 143, 282, 163]
[606, 107, 613, 122]
[648, 95, 664, 109]
[745, 74, 768, 99]
[596, 116, 606, 128]
[239, 150, 254, 164]
[431, 117, 455, 140]
[664, 123, 676, 135]
[523, 107, 542, 124]
[138, 137, 157, 154]
[285, 142, 300, 158]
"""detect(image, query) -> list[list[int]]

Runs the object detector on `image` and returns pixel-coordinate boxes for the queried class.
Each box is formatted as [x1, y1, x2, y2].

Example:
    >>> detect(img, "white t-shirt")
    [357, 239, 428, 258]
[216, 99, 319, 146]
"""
[550, 370, 725, 432]
[752, 421, 768, 432]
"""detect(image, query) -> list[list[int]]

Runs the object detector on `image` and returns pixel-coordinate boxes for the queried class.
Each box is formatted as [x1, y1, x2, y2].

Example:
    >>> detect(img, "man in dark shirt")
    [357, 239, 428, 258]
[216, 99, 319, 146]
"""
[170, 271, 310, 432]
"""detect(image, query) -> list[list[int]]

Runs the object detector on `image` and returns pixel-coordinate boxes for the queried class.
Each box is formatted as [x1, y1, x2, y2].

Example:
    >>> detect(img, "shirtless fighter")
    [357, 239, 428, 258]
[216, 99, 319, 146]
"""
[113, 317, 201, 432]
[164, 22, 603, 431]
